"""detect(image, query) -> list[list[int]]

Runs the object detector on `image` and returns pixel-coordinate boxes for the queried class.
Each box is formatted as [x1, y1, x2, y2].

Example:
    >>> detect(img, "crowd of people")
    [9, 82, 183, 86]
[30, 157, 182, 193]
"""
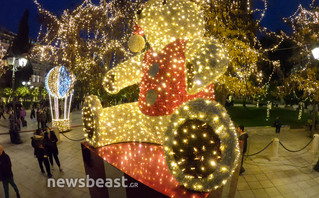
[0, 102, 52, 132]
[0, 100, 65, 198]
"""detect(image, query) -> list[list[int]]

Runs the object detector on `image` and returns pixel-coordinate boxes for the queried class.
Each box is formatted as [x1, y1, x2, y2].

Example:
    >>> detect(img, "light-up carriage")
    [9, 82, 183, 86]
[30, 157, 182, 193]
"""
[82, 0, 239, 192]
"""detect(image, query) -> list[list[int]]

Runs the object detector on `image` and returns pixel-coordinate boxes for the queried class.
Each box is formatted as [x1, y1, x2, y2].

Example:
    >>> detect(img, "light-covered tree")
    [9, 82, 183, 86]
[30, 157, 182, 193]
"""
[203, 0, 276, 105]
[0, 42, 7, 78]
[283, 2, 319, 133]
[15, 86, 31, 100]
[31, 87, 40, 101]
[32, 0, 144, 95]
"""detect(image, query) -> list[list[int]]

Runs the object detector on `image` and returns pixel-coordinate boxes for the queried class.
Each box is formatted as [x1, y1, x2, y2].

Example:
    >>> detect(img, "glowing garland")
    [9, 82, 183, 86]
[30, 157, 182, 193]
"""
[0, 43, 7, 78]
[164, 99, 240, 192]
[282, 3, 319, 100]
[32, 0, 144, 89]
[83, 0, 239, 193]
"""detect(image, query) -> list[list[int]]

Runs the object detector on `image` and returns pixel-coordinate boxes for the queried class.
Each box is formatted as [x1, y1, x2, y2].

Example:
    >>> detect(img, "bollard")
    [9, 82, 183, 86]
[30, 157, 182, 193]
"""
[269, 138, 279, 161]
[52, 126, 61, 143]
[311, 134, 319, 154]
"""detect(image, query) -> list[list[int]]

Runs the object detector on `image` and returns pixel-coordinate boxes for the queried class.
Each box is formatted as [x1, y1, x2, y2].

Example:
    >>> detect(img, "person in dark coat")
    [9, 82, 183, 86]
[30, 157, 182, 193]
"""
[0, 104, 6, 119]
[39, 109, 47, 130]
[45, 107, 51, 125]
[0, 145, 20, 198]
[36, 108, 40, 129]
[31, 129, 52, 178]
[44, 128, 62, 171]
[20, 107, 26, 127]
[274, 117, 281, 134]
[238, 125, 248, 175]
[30, 106, 36, 119]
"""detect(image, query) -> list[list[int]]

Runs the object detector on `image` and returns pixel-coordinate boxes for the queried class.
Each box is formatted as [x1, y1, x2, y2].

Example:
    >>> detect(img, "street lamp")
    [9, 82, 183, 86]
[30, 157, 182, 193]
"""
[5, 55, 28, 90]
[5, 54, 28, 144]
[310, 46, 319, 135]
[312, 47, 319, 60]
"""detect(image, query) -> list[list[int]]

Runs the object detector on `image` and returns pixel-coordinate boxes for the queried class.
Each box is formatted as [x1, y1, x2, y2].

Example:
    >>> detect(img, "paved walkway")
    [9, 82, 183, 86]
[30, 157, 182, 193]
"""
[0, 111, 318, 197]
[0, 110, 89, 198]
[236, 127, 319, 198]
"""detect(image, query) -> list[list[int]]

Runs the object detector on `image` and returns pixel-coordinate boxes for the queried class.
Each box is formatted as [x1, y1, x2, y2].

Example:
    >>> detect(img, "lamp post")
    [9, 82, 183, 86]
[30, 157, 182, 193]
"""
[5, 55, 28, 144]
[311, 47, 319, 135]
[7, 56, 28, 90]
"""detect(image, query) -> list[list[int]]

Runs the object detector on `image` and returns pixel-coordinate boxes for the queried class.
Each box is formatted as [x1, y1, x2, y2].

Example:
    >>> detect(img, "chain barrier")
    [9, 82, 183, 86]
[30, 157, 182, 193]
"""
[61, 133, 85, 141]
[279, 138, 313, 153]
[245, 140, 274, 157]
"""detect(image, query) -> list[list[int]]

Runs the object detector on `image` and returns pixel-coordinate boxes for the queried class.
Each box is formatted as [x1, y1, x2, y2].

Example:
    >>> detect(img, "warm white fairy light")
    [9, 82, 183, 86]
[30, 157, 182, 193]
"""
[0, 43, 7, 78]
[282, 2, 319, 102]
[82, 0, 239, 193]
[164, 99, 240, 192]
[32, 0, 143, 88]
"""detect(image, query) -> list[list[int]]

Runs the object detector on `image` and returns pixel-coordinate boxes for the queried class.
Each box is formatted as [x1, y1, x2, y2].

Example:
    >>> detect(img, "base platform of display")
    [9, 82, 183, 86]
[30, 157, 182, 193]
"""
[81, 142, 240, 198]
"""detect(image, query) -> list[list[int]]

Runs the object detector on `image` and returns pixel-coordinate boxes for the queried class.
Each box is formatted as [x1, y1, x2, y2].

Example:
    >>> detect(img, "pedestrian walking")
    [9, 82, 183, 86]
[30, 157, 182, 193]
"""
[0, 145, 20, 198]
[15, 106, 21, 120]
[0, 104, 6, 119]
[31, 129, 52, 178]
[36, 108, 40, 129]
[45, 107, 51, 125]
[238, 125, 248, 175]
[20, 107, 27, 127]
[44, 128, 62, 171]
[40, 109, 47, 130]
[274, 117, 281, 134]
[30, 106, 35, 119]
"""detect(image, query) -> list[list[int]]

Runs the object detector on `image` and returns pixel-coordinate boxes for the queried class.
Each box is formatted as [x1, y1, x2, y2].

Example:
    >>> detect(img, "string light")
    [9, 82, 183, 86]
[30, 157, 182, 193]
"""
[32, 0, 144, 90]
[283, 3, 319, 100]
[0, 43, 7, 78]
[97, 142, 210, 197]
[83, 0, 239, 192]
[164, 99, 239, 192]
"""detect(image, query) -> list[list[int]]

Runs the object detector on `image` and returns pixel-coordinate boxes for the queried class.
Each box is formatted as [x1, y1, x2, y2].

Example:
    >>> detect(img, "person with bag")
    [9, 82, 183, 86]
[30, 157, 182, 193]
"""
[44, 128, 62, 172]
[0, 145, 20, 198]
[31, 129, 52, 178]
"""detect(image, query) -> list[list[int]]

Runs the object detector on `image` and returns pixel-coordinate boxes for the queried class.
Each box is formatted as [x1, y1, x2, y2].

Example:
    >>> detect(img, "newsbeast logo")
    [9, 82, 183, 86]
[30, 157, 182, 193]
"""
[47, 175, 138, 188]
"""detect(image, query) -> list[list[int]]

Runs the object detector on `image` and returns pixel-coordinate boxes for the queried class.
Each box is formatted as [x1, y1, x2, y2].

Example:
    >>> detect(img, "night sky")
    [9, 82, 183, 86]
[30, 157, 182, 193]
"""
[0, 0, 315, 39]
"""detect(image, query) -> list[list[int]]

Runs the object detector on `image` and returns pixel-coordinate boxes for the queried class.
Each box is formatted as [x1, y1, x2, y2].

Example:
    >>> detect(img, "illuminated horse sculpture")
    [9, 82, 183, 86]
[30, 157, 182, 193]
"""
[82, 0, 240, 192]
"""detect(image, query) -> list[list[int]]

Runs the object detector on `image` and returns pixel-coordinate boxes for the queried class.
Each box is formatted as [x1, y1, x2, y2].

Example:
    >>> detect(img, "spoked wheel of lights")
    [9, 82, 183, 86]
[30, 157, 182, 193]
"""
[82, 95, 103, 145]
[164, 99, 240, 192]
